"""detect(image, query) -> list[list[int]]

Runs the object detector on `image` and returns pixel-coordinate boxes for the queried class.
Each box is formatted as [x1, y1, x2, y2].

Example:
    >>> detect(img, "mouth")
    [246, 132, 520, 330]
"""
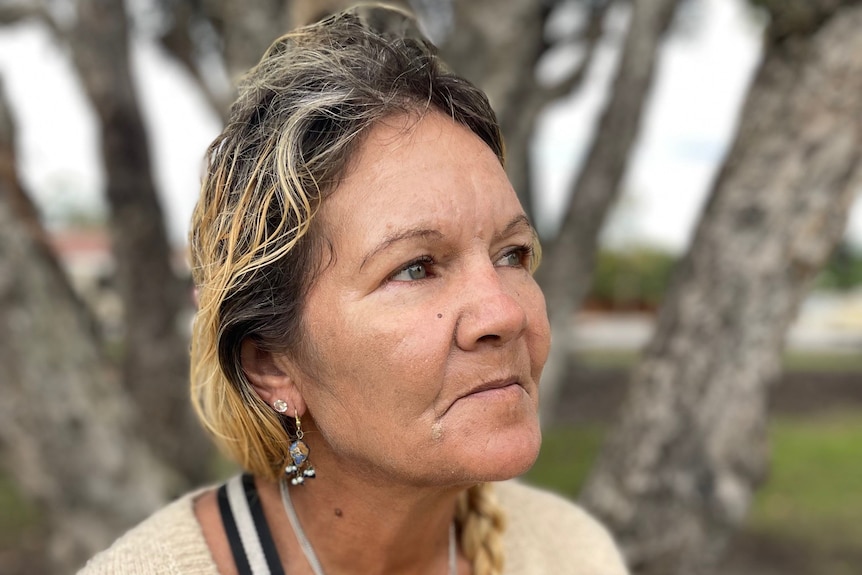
[439, 376, 528, 417]
[462, 377, 521, 398]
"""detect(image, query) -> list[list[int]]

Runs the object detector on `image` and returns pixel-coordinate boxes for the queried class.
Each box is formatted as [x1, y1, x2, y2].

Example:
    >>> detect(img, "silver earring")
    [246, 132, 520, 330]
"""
[273, 399, 288, 413]
[285, 409, 315, 485]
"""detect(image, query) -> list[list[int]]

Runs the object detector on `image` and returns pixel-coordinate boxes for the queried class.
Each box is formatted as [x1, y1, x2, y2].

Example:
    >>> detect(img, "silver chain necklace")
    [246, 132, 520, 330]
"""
[279, 480, 457, 575]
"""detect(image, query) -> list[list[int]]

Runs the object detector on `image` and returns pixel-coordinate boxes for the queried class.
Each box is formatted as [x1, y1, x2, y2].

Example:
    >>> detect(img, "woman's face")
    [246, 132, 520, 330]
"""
[290, 111, 550, 488]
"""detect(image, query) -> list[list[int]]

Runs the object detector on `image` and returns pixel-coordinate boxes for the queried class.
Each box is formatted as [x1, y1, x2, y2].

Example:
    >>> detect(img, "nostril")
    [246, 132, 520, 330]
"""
[477, 333, 502, 344]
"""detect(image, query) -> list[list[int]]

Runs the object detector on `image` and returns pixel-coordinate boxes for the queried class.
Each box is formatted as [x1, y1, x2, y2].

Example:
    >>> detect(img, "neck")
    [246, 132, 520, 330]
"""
[258, 471, 465, 575]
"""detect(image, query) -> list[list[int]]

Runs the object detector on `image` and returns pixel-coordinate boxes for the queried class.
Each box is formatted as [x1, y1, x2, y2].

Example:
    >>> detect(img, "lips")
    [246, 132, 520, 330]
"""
[438, 375, 527, 416]
[460, 377, 521, 399]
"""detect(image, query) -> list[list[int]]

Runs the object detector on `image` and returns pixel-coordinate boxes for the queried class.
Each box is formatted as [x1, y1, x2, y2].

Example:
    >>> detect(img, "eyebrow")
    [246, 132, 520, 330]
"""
[360, 228, 444, 271]
[498, 214, 534, 241]
[358, 214, 535, 271]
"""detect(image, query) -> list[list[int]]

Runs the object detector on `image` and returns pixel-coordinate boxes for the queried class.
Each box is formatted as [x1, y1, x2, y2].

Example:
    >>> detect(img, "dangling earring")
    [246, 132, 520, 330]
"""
[285, 409, 315, 485]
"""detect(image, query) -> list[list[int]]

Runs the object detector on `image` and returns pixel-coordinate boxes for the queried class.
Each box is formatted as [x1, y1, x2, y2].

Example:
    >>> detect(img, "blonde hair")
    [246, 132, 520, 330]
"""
[189, 5, 513, 574]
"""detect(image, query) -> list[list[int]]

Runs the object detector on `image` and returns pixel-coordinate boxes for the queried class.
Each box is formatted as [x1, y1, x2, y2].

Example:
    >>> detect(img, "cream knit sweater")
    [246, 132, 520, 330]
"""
[79, 480, 629, 574]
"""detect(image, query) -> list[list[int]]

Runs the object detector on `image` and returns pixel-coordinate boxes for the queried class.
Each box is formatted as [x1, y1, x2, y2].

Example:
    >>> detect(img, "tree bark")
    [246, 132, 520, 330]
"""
[211, 0, 293, 81]
[67, 0, 210, 484]
[289, 0, 607, 223]
[0, 79, 178, 575]
[441, 0, 547, 220]
[536, 0, 681, 423]
[290, 0, 354, 27]
[155, 0, 233, 123]
[491, 1, 608, 227]
[579, 3, 862, 573]
[154, 0, 297, 121]
[441, 0, 601, 222]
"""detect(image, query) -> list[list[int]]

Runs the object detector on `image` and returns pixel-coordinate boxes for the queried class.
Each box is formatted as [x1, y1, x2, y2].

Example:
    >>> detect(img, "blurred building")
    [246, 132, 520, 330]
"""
[48, 228, 193, 339]
[573, 291, 862, 353]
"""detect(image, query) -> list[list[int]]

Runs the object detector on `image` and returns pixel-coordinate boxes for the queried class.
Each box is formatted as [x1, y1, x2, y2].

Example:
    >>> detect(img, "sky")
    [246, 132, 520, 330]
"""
[0, 17, 221, 240]
[0, 0, 860, 253]
[533, 0, 862, 250]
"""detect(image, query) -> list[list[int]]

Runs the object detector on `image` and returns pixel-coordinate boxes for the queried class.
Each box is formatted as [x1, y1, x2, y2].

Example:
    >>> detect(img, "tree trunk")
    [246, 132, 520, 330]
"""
[217, 0, 293, 81]
[579, 4, 862, 573]
[536, 0, 681, 423]
[290, 0, 354, 27]
[441, 0, 549, 221]
[0, 80, 178, 575]
[155, 0, 233, 123]
[155, 0, 301, 121]
[68, 0, 210, 484]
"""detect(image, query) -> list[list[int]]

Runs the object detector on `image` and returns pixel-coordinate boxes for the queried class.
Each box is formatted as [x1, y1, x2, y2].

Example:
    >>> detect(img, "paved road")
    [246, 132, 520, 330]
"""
[569, 290, 862, 353]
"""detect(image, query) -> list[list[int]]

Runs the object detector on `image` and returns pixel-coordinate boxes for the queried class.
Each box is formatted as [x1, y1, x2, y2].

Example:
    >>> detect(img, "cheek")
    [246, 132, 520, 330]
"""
[355, 320, 450, 404]
[305, 302, 449, 415]
[525, 284, 551, 370]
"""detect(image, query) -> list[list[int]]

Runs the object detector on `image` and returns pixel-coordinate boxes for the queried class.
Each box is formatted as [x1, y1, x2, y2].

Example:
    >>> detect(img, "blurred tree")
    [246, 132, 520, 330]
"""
[172, 0, 614, 225]
[580, 2, 862, 573]
[588, 247, 677, 311]
[439, 0, 611, 222]
[0, 0, 688, 570]
[154, 0, 294, 121]
[63, 0, 212, 485]
[1, 0, 860, 574]
[0, 0, 210, 493]
[535, 0, 682, 418]
[0, 80, 178, 573]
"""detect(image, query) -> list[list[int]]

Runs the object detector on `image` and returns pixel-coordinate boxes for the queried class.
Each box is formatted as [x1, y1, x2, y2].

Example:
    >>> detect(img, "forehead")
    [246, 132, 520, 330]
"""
[319, 111, 521, 246]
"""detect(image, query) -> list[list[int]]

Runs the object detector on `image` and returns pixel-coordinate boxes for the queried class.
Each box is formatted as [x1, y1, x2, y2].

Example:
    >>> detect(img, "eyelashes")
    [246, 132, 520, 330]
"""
[390, 255, 433, 282]
[499, 244, 535, 268]
[388, 244, 535, 284]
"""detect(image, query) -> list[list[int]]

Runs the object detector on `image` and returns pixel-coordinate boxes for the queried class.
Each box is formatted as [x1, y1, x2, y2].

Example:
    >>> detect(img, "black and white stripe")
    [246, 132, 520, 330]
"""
[217, 474, 285, 575]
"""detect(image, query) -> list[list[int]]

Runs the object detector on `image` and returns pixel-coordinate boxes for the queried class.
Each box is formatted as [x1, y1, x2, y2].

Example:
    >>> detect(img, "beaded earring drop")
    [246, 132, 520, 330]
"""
[285, 409, 315, 485]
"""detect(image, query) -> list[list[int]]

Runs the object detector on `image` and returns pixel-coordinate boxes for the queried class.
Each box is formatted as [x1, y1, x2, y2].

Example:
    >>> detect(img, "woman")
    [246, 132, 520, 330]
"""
[80, 5, 628, 575]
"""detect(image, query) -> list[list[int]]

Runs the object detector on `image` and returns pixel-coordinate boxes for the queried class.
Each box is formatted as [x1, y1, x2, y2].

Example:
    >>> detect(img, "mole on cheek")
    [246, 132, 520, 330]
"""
[431, 422, 444, 440]
[436, 313, 443, 319]
[335, 508, 343, 517]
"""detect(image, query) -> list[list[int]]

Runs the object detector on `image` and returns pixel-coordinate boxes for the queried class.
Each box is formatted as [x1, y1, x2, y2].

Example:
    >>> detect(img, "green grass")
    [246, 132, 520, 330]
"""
[574, 349, 862, 372]
[0, 473, 40, 544]
[525, 411, 862, 555]
[572, 349, 641, 369]
[748, 412, 862, 550]
[523, 425, 605, 498]
[780, 352, 862, 373]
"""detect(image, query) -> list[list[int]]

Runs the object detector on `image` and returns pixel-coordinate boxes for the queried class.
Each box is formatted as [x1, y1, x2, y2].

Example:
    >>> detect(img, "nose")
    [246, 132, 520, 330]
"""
[454, 264, 528, 351]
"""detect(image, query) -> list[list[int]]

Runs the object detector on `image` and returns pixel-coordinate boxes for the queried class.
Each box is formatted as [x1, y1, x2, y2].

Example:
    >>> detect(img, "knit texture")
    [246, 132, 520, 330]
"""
[78, 480, 629, 574]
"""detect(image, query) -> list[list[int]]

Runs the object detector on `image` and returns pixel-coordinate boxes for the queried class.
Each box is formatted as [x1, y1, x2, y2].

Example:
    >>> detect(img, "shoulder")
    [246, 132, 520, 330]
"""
[77, 489, 219, 575]
[494, 480, 629, 575]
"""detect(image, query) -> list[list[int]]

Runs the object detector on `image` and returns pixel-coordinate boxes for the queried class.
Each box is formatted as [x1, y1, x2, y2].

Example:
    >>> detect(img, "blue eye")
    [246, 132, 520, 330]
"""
[391, 257, 431, 281]
[496, 245, 533, 268]
[499, 251, 521, 267]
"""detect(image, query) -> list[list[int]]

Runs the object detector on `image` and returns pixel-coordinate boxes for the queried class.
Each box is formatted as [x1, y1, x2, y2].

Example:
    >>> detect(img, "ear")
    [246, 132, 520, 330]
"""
[240, 339, 307, 415]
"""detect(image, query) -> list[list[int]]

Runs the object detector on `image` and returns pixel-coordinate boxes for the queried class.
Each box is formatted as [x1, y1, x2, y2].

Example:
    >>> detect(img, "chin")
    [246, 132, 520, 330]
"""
[463, 420, 543, 482]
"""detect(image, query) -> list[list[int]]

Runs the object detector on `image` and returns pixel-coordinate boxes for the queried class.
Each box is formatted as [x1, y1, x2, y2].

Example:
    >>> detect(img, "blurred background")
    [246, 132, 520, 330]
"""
[0, 0, 860, 574]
